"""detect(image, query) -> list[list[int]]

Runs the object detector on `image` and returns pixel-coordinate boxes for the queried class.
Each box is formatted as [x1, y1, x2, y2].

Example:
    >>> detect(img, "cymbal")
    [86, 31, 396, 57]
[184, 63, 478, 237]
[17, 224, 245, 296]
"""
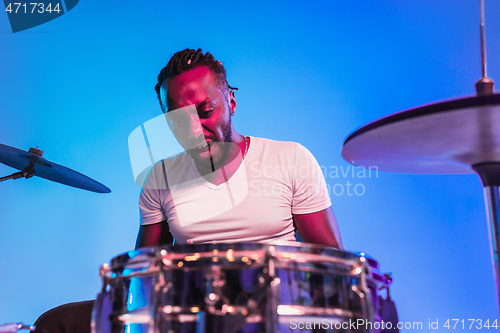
[341, 93, 500, 174]
[0, 143, 111, 193]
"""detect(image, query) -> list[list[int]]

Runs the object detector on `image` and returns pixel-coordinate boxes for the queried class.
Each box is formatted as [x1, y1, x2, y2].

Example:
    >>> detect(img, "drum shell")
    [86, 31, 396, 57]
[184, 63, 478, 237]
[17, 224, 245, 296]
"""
[92, 243, 393, 333]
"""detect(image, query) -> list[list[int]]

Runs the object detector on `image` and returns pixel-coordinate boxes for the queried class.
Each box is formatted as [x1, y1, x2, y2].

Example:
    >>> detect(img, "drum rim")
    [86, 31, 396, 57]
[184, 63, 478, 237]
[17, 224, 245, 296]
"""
[109, 242, 369, 269]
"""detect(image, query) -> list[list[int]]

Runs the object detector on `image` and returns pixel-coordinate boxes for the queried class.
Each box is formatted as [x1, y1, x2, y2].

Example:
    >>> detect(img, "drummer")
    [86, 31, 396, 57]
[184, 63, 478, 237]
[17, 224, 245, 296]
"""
[32, 48, 343, 333]
[137, 48, 342, 249]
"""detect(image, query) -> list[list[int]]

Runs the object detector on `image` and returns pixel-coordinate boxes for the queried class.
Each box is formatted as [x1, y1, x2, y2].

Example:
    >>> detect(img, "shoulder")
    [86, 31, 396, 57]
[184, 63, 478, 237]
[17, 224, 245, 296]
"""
[249, 136, 304, 154]
[249, 136, 314, 160]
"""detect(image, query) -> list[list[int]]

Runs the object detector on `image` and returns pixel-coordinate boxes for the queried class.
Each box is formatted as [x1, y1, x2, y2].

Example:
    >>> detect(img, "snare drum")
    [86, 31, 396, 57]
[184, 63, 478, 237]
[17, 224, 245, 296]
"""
[92, 243, 396, 333]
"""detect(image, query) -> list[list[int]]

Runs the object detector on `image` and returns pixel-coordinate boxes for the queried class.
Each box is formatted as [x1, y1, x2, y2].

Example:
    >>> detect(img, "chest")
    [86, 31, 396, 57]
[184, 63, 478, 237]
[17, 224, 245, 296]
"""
[161, 160, 296, 242]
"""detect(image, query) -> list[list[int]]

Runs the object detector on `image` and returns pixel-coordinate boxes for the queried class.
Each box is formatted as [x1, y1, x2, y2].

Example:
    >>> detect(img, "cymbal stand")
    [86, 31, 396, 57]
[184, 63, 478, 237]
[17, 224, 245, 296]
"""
[473, 163, 500, 313]
[0, 323, 34, 333]
[0, 147, 42, 183]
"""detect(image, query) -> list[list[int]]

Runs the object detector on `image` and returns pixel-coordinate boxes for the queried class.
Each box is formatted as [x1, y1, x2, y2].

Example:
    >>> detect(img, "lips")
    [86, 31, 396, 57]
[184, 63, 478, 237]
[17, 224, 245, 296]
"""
[194, 141, 211, 153]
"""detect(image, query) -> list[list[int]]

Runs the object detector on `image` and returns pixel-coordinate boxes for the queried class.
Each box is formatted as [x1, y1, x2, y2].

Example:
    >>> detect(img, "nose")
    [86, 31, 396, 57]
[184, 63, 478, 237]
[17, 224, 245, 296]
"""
[186, 113, 204, 140]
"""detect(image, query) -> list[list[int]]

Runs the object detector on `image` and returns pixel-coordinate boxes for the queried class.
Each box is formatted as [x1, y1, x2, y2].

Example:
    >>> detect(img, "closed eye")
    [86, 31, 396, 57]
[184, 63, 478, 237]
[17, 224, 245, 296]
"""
[198, 109, 214, 118]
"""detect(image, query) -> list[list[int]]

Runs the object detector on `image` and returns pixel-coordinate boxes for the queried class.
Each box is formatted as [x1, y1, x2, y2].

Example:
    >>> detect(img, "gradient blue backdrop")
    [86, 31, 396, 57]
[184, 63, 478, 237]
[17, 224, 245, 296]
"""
[1, 0, 500, 330]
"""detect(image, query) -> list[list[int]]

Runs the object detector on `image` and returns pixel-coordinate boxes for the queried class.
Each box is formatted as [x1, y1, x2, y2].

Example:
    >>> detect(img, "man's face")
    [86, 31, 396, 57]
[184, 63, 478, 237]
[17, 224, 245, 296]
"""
[160, 66, 236, 166]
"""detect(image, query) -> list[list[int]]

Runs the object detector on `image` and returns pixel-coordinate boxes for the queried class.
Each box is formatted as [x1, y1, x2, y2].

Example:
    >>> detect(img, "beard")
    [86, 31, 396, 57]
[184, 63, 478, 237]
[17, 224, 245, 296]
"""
[206, 116, 235, 168]
[186, 113, 238, 174]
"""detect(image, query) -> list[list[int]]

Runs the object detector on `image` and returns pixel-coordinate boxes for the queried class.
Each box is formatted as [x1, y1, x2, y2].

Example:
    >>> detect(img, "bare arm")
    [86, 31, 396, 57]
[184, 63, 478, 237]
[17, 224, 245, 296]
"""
[135, 221, 174, 249]
[293, 206, 344, 250]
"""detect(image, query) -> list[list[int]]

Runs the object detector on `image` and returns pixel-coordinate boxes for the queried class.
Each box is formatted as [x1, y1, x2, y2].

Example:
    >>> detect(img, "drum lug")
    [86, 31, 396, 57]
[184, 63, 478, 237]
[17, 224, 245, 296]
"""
[99, 263, 111, 293]
[382, 273, 393, 297]
[205, 292, 220, 306]
[205, 265, 229, 314]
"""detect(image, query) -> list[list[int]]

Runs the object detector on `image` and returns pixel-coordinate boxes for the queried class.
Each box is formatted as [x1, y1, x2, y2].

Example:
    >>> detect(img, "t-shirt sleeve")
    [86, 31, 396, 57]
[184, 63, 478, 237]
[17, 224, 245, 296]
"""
[291, 143, 331, 214]
[139, 163, 168, 226]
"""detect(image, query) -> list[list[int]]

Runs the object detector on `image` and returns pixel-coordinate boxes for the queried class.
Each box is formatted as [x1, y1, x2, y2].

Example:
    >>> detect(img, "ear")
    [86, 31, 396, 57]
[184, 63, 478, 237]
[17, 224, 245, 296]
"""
[229, 90, 237, 116]
[160, 80, 170, 112]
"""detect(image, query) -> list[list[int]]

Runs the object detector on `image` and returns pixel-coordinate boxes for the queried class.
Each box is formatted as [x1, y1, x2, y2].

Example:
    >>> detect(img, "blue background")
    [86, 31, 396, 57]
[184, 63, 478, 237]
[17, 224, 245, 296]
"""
[1, 0, 499, 330]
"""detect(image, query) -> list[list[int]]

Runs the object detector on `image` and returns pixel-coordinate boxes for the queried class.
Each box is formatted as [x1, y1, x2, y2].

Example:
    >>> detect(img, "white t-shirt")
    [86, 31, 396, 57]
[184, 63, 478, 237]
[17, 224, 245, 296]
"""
[139, 137, 331, 244]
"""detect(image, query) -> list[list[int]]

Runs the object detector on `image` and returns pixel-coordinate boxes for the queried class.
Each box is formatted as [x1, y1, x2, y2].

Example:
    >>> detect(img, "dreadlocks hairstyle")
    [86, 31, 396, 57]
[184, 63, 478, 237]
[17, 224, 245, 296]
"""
[155, 48, 237, 112]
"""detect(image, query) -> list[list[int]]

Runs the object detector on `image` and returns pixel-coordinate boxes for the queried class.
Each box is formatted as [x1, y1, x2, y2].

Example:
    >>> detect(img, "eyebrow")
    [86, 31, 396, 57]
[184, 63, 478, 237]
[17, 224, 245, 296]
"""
[167, 98, 214, 113]
[196, 98, 213, 110]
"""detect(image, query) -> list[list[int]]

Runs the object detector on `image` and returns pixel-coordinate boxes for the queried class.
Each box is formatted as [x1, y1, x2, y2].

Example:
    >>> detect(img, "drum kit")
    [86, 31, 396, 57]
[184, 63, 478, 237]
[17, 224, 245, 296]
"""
[0, 144, 399, 333]
[2, 1, 500, 332]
